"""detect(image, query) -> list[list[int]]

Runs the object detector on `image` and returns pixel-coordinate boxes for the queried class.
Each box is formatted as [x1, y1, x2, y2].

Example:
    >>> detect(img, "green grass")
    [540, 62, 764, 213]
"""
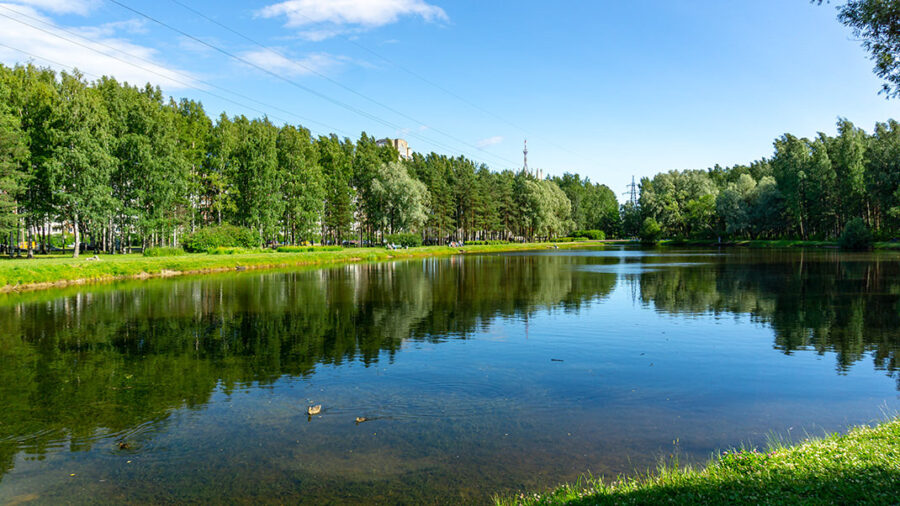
[142, 246, 187, 257]
[0, 241, 607, 292]
[496, 417, 900, 505]
[659, 238, 900, 250]
[658, 239, 840, 248]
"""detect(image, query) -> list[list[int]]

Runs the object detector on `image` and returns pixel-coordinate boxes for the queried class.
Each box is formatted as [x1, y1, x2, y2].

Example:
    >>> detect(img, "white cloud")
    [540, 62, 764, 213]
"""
[259, 0, 447, 40]
[476, 136, 503, 148]
[7, 0, 98, 15]
[241, 48, 348, 77]
[0, 3, 198, 90]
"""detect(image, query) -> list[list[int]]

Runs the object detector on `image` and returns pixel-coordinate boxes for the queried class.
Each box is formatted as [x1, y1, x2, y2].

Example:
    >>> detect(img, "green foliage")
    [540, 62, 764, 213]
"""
[0, 96, 27, 237]
[572, 229, 605, 240]
[276, 245, 342, 253]
[142, 246, 186, 257]
[3, 62, 900, 254]
[183, 225, 259, 252]
[370, 161, 430, 235]
[839, 218, 874, 250]
[207, 246, 275, 255]
[640, 217, 662, 244]
[554, 173, 621, 238]
[816, 0, 900, 98]
[384, 233, 423, 247]
[466, 240, 510, 245]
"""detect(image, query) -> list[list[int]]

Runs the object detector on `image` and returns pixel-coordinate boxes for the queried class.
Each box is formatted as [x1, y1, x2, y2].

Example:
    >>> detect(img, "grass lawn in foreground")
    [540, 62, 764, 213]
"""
[496, 417, 900, 505]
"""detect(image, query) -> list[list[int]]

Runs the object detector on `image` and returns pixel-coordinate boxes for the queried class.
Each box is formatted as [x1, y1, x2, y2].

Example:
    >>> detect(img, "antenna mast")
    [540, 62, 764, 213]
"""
[523, 139, 528, 175]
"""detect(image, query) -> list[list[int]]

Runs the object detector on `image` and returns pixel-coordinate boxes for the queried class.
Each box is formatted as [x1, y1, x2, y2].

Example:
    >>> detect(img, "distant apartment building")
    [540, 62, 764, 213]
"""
[376, 138, 412, 160]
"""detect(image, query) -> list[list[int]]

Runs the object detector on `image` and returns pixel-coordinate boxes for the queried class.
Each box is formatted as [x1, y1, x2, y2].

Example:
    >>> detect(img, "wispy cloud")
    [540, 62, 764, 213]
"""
[0, 3, 198, 89]
[477, 136, 503, 148]
[258, 0, 447, 40]
[240, 48, 348, 77]
[7, 0, 98, 16]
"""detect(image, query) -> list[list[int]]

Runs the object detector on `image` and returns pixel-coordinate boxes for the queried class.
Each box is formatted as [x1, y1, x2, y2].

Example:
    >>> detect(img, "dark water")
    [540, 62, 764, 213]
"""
[0, 247, 898, 504]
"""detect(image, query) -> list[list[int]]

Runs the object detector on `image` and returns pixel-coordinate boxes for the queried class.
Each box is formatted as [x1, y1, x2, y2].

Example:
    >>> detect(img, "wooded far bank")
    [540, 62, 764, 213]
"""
[1, 63, 898, 257]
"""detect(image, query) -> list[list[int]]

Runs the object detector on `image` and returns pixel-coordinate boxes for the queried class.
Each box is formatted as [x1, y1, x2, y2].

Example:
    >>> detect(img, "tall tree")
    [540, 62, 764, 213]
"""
[318, 134, 355, 244]
[0, 94, 28, 249]
[370, 161, 430, 236]
[278, 124, 323, 243]
[46, 72, 114, 258]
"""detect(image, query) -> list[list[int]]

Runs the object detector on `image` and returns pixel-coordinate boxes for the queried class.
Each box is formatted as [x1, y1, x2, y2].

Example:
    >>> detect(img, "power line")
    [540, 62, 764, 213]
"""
[107, 0, 519, 169]
[0, 38, 341, 138]
[230, 0, 595, 166]
[165, 0, 522, 168]
[0, 5, 353, 138]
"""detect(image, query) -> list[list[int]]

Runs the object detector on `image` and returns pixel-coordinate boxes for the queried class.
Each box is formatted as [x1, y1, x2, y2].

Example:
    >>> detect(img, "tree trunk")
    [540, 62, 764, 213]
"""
[27, 223, 34, 259]
[72, 212, 80, 258]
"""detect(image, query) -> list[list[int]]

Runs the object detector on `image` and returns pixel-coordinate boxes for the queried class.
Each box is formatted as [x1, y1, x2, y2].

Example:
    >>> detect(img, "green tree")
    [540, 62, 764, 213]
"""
[46, 72, 114, 258]
[0, 95, 28, 247]
[640, 217, 662, 243]
[278, 124, 323, 244]
[231, 116, 282, 242]
[370, 161, 430, 236]
[318, 134, 355, 244]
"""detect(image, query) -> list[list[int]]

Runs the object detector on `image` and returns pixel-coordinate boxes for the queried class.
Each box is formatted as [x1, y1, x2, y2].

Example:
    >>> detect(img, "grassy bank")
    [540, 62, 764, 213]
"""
[497, 417, 900, 505]
[0, 241, 604, 293]
[658, 238, 900, 250]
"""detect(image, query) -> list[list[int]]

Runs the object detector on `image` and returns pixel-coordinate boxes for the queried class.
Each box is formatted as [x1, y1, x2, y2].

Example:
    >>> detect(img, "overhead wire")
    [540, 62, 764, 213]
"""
[165, 0, 524, 168]
[198, 0, 596, 167]
[0, 4, 355, 138]
[105, 0, 519, 168]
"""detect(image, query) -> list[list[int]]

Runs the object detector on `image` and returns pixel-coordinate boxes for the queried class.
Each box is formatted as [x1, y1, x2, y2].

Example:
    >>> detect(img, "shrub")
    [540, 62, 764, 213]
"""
[183, 225, 259, 252]
[277, 245, 343, 253]
[572, 229, 605, 240]
[839, 218, 873, 250]
[384, 233, 422, 248]
[551, 237, 577, 242]
[640, 217, 662, 244]
[465, 240, 509, 245]
[143, 246, 186, 257]
[207, 247, 275, 255]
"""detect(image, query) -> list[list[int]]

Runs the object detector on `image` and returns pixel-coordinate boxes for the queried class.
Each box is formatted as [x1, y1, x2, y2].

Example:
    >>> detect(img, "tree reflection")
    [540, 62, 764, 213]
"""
[636, 250, 900, 384]
[0, 255, 617, 475]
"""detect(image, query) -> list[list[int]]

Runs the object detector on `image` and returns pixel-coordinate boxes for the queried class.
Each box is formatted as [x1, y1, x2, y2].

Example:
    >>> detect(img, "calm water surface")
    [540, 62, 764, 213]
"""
[1, 247, 898, 504]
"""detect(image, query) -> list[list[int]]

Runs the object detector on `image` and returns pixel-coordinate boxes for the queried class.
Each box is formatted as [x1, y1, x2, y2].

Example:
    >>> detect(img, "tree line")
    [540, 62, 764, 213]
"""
[629, 118, 900, 241]
[0, 63, 624, 257]
[2, 62, 899, 257]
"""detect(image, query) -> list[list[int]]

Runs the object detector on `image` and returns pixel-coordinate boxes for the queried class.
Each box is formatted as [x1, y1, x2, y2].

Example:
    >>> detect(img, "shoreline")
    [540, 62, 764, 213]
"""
[496, 417, 900, 505]
[657, 238, 900, 249]
[0, 241, 607, 294]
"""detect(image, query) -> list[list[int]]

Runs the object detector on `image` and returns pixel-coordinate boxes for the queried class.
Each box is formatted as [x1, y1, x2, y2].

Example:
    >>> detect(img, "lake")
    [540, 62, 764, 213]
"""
[0, 247, 898, 504]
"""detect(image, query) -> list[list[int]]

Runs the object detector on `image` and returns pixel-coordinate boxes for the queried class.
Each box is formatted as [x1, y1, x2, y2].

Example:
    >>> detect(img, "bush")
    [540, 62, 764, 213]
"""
[640, 217, 662, 244]
[183, 225, 259, 252]
[143, 246, 186, 257]
[465, 240, 509, 245]
[277, 245, 343, 253]
[551, 237, 577, 242]
[572, 229, 605, 240]
[384, 233, 422, 248]
[839, 218, 873, 250]
[207, 247, 275, 255]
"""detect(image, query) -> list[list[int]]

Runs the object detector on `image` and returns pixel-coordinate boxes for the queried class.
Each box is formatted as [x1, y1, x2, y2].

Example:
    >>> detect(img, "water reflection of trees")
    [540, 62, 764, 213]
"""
[636, 250, 900, 385]
[0, 256, 616, 475]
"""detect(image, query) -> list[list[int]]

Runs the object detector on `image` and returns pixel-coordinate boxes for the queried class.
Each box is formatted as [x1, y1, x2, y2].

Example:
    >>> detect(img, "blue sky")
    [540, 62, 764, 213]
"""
[1, 0, 898, 195]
